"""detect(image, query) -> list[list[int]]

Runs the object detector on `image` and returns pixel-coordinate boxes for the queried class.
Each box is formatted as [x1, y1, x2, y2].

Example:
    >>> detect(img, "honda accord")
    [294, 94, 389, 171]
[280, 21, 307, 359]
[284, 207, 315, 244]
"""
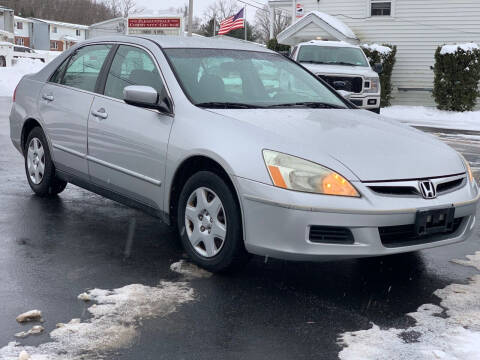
[10, 36, 479, 271]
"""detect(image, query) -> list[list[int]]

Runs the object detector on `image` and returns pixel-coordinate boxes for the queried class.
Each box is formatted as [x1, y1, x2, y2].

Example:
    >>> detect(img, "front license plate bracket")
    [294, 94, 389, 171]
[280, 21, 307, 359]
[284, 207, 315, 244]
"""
[414, 207, 455, 237]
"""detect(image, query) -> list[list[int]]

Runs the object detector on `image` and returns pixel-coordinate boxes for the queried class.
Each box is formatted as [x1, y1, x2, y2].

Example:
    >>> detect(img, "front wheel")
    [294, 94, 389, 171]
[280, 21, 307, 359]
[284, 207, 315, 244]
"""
[24, 127, 67, 196]
[0, 56, 6, 67]
[177, 171, 249, 272]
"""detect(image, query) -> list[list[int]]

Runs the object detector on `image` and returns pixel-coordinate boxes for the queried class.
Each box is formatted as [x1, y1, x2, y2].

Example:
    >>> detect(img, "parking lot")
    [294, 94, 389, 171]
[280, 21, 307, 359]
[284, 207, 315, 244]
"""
[1, 96, 479, 359]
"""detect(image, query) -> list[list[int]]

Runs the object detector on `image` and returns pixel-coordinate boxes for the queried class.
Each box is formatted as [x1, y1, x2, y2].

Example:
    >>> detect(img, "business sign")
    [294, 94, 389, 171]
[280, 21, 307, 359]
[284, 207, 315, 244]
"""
[296, 3, 304, 18]
[128, 18, 181, 28]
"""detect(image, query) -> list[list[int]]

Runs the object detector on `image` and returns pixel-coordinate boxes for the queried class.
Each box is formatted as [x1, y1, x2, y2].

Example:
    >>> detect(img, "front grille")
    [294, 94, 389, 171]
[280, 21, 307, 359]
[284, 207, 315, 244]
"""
[319, 75, 363, 93]
[309, 226, 354, 244]
[379, 217, 464, 248]
[368, 186, 418, 196]
[436, 178, 464, 193]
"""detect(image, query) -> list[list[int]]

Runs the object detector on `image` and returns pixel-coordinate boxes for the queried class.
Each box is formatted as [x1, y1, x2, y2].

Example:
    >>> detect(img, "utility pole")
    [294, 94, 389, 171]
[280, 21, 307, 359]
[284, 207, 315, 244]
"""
[188, 0, 193, 36]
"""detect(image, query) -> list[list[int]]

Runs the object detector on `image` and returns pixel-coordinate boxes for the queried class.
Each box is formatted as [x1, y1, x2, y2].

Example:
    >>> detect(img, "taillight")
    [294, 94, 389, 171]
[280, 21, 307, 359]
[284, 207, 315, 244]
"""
[13, 84, 18, 102]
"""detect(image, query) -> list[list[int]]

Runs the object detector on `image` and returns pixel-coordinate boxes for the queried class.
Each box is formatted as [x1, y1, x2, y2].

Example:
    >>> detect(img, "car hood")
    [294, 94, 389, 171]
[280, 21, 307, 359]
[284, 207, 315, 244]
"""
[208, 108, 464, 181]
[300, 63, 378, 78]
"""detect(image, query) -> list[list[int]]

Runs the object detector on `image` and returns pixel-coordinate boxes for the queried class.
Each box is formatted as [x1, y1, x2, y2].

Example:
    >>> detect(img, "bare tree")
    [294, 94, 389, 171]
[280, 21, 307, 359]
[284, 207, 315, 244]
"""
[203, 0, 238, 24]
[255, 5, 291, 44]
[120, 0, 142, 17]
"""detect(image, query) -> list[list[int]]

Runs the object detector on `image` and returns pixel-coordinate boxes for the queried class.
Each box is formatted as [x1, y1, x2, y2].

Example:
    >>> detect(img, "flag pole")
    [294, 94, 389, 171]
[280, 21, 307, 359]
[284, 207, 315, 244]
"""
[244, 6, 247, 41]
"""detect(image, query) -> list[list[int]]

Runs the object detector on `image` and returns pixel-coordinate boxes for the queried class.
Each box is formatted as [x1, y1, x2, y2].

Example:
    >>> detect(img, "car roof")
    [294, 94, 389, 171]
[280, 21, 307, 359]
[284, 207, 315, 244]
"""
[298, 40, 359, 49]
[83, 35, 275, 53]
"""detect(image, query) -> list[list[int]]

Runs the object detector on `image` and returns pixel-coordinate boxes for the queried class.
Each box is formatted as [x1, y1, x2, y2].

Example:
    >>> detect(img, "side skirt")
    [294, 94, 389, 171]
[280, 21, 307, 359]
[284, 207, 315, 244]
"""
[56, 169, 171, 224]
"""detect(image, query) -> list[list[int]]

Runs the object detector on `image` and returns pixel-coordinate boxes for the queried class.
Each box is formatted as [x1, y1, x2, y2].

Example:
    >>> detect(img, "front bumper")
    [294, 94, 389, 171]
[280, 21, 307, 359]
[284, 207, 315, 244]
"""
[349, 94, 380, 110]
[236, 176, 478, 261]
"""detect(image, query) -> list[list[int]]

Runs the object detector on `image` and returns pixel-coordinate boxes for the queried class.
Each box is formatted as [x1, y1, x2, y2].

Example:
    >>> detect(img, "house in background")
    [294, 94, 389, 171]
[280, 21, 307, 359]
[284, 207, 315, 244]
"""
[30, 18, 88, 51]
[0, 5, 14, 42]
[269, 0, 480, 106]
[14, 16, 33, 47]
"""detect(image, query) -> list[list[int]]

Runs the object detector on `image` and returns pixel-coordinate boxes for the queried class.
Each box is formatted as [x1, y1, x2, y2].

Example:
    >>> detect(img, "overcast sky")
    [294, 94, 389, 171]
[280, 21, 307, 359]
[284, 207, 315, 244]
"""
[134, 0, 268, 22]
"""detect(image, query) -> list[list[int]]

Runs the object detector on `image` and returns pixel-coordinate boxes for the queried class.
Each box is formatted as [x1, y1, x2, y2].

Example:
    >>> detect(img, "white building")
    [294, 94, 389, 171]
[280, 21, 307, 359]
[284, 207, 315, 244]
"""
[269, 0, 480, 106]
[31, 18, 88, 51]
[14, 16, 33, 47]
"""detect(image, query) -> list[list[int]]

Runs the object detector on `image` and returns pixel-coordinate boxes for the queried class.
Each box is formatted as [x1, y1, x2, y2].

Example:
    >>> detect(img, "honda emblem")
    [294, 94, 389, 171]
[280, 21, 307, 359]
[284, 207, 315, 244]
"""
[419, 180, 436, 199]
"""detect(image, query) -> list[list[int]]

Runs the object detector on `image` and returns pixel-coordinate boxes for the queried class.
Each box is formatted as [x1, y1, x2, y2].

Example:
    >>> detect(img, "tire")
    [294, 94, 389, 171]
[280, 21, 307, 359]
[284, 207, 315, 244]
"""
[24, 127, 67, 197]
[0, 56, 6, 67]
[177, 171, 250, 272]
[370, 107, 381, 114]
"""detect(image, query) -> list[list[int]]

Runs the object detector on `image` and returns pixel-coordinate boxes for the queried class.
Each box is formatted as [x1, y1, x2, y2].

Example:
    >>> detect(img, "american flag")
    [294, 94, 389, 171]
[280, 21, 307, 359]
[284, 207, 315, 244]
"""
[218, 8, 245, 35]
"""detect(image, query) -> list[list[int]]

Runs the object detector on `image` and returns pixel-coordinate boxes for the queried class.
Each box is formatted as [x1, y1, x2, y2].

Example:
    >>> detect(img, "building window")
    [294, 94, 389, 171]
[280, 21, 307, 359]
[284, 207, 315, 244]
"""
[76, 29, 81, 36]
[371, 1, 392, 16]
[51, 41, 58, 50]
[17, 22, 23, 30]
[52, 26, 58, 33]
[15, 38, 25, 46]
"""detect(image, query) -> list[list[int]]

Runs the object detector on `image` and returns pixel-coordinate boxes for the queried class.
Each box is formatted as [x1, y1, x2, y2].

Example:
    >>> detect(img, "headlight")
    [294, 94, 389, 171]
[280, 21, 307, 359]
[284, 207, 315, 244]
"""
[263, 150, 360, 197]
[364, 77, 379, 93]
[459, 153, 475, 183]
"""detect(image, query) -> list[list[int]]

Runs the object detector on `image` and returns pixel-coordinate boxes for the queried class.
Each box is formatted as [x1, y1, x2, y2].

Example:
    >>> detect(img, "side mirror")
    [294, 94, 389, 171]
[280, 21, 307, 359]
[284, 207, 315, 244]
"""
[373, 63, 383, 74]
[123, 85, 172, 114]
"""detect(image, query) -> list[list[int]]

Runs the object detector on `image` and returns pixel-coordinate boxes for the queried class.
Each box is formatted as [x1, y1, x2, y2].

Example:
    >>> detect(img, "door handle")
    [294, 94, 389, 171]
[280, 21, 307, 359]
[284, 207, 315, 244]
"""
[42, 94, 54, 101]
[91, 108, 108, 120]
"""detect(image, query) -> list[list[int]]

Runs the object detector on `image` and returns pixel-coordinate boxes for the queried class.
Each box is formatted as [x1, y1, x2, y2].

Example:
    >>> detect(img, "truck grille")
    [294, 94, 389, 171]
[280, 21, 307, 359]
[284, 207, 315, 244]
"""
[309, 226, 354, 244]
[379, 217, 464, 248]
[319, 75, 363, 93]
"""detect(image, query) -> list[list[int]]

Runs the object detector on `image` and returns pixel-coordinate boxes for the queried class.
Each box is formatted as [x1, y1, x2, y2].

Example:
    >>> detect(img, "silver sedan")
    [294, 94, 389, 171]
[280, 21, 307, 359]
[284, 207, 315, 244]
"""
[9, 35, 479, 272]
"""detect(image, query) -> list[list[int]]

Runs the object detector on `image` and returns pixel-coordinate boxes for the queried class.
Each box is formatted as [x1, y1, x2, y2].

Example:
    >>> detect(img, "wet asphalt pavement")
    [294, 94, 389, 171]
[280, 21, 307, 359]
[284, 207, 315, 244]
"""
[1, 96, 480, 359]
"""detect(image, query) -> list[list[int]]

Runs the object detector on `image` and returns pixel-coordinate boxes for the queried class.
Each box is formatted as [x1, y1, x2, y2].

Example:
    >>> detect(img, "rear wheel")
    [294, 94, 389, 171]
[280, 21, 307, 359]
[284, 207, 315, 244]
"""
[0, 56, 6, 67]
[177, 171, 249, 272]
[24, 127, 67, 196]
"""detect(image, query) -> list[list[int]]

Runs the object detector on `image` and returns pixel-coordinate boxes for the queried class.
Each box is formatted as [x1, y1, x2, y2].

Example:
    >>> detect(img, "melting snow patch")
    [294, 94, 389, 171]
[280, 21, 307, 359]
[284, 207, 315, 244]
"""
[14, 326, 44, 339]
[0, 281, 194, 360]
[170, 260, 212, 279]
[15, 310, 42, 324]
[338, 252, 480, 359]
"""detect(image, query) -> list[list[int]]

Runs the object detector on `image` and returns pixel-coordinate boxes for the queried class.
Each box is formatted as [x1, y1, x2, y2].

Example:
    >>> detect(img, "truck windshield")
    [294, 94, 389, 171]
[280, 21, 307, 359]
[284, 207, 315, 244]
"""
[164, 48, 349, 109]
[297, 45, 369, 67]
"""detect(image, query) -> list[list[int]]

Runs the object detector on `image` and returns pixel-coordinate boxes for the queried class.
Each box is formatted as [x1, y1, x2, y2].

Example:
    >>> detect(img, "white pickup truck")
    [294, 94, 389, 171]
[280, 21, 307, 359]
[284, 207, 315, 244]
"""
[290, 40, 382, 113]
[0, 42, 48, 67]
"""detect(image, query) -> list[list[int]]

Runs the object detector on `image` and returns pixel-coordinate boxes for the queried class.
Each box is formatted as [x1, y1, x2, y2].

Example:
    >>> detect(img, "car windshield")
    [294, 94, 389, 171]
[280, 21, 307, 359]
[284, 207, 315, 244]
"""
[164, 48, 348, 109]
[297, 45, 369, 67]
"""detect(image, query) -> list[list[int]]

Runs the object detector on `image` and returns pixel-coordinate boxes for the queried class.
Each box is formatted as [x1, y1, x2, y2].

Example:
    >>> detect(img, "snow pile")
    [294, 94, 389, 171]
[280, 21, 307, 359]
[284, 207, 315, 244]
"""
[0, 58, 47, 97]
[362, 43, 392, 55]
[382, 106, 480, 131]
[338, 252, 480, 359]
[308, 11, 358, 40]
[0, 281, 195, 359]
[440, 43, 479, 55]
[170, 260, 212, 279]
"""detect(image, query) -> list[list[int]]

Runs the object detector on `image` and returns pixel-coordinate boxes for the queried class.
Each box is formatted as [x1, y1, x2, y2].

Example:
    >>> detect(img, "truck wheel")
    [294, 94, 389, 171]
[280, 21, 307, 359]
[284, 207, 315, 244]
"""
[0, 56, 6, 67]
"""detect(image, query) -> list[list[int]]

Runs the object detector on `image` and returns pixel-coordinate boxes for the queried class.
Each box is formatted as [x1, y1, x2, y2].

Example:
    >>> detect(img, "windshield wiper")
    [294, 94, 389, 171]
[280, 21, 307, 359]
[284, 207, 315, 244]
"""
[265, 102, 345, 109]
[300, 60, 327, 64]
[196, 102, 262, 109]
[327, 61, 360, 66]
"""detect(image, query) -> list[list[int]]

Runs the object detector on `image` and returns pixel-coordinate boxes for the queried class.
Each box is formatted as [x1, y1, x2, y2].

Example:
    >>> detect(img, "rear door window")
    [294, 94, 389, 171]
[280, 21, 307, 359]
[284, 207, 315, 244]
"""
[103, 45, 165, 100]
[60, 44, 112, 92]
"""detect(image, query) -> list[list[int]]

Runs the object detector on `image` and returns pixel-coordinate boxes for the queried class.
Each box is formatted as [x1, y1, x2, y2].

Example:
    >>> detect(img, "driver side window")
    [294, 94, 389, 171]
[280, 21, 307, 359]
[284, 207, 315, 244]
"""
[104, 45, 165, 100]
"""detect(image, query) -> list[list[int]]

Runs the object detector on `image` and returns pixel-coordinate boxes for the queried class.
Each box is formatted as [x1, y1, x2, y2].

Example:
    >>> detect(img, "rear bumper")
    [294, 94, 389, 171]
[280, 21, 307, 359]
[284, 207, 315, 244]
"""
[236, 177, 479, 261]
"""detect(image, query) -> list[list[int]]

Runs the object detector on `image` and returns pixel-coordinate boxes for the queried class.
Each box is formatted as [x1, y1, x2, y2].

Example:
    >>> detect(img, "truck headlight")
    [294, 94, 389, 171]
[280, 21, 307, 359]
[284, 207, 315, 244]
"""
[263, 150, 360, 197]
[364, 77, 379, 93]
